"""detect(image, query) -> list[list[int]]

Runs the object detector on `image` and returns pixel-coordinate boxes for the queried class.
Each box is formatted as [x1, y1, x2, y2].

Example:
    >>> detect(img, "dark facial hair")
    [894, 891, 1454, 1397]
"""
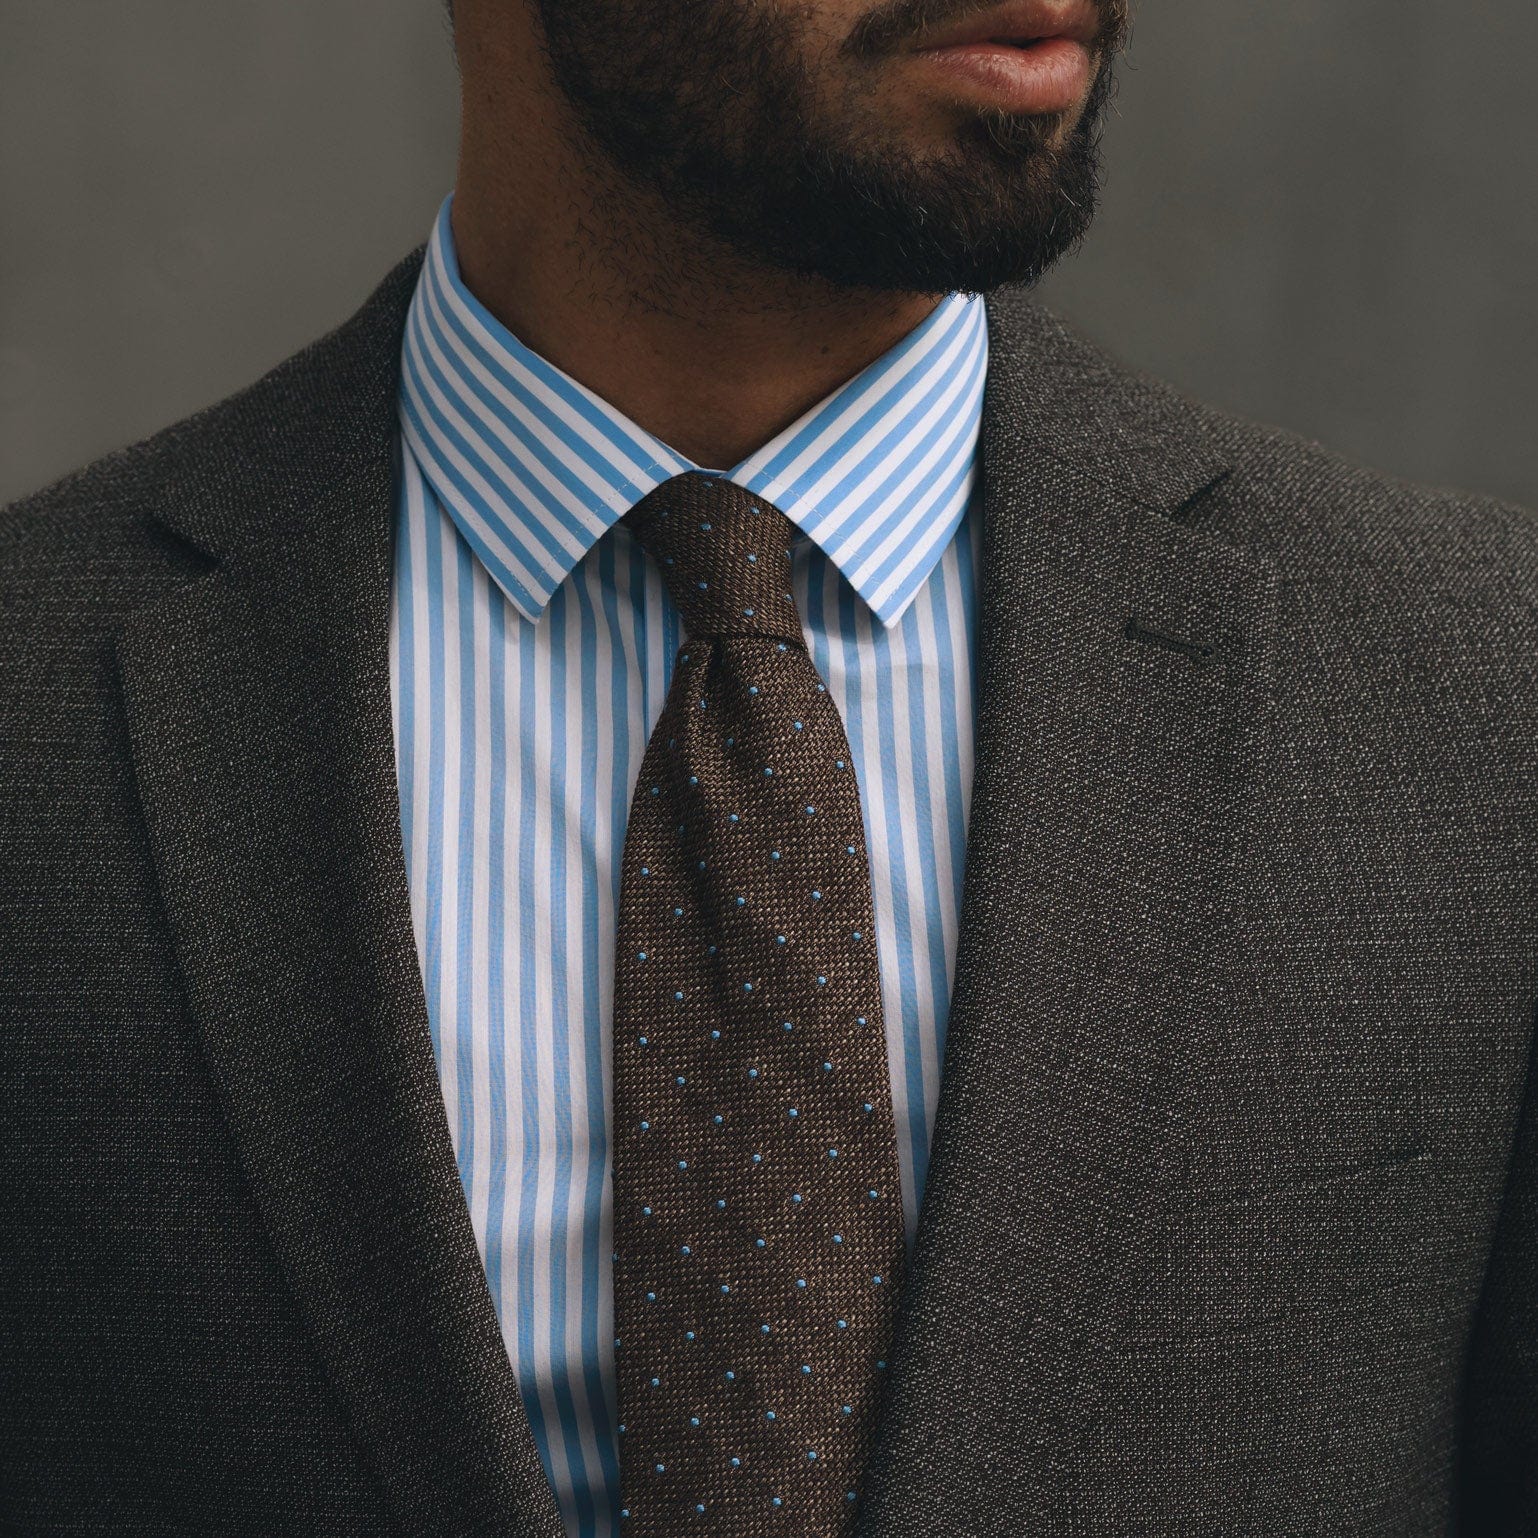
[534, 0, 1129, 296]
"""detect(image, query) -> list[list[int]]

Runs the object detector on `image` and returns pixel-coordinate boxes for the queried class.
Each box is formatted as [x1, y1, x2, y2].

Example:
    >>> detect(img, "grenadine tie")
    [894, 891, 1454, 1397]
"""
[611, 471, 905, 1535]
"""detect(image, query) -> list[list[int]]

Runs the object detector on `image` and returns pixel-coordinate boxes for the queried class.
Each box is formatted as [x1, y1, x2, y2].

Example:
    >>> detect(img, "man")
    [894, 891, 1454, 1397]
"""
[1, 0, 1534, 1530]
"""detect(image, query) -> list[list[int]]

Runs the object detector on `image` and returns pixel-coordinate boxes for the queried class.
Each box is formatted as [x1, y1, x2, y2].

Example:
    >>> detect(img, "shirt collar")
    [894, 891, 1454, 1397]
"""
[398, 193, 988, 630]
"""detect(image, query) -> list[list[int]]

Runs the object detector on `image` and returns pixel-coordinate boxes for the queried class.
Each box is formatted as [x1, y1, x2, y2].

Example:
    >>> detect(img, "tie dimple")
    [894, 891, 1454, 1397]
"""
[611, 471, 906, 1535]
[622, 475, 803, 641]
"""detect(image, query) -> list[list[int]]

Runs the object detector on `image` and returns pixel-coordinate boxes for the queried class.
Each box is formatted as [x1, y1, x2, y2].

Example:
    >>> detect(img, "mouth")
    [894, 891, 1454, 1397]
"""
[907, 0, 1101, 54]
[891, 0, 1102, 115]
[971, 35, 1064, 47]
[905, 32, 1096, 117]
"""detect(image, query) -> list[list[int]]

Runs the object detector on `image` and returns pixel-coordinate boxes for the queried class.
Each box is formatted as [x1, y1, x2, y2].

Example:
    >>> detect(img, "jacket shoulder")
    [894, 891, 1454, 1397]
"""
[1190, 394, 1538, 589]
[985, 289, 1538, 746]
[0, 243, 424, 600]
[986, 288, 1538, 587]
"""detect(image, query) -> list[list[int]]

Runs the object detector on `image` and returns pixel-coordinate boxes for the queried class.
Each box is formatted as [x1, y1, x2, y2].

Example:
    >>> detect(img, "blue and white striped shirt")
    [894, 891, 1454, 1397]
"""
[388, 193, 985, 1536]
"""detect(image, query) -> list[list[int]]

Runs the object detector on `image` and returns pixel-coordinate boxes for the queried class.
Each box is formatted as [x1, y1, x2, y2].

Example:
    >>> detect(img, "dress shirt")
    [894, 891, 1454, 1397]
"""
[388, 192, 986, 1536]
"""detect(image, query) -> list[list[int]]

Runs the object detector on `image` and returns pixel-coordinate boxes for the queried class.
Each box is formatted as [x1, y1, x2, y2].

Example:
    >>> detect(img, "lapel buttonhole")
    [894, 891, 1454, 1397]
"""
[1124, 615, 1222, 667]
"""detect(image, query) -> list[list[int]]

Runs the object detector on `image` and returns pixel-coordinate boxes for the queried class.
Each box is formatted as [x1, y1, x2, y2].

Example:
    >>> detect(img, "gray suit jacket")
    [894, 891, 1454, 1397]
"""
[2, 245, 1535, 1535]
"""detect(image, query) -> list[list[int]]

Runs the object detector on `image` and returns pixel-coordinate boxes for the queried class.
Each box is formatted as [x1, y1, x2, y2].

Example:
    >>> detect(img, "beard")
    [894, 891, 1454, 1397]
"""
[533, 0, 1128, 297]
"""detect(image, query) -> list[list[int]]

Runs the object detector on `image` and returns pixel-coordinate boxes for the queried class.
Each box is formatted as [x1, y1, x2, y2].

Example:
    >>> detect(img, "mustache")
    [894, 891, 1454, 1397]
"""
[844, 0, 1130, 62]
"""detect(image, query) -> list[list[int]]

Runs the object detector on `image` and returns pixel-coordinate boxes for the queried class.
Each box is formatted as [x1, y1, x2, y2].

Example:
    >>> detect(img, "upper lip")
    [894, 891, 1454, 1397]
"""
[909, 0, 1099, 50]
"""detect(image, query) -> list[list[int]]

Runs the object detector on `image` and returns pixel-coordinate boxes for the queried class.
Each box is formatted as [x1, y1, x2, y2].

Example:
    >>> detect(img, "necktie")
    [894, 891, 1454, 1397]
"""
[611, 471, 905, 1535]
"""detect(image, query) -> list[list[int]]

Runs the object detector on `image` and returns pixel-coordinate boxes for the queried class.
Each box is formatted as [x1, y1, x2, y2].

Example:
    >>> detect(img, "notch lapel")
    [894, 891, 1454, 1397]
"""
[857, 294, 1280, 1531]
[114, 250, 564, 1537]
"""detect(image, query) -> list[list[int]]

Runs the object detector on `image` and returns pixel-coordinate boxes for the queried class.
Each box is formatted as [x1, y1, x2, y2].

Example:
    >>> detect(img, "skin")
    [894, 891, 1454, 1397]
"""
[449, 0, 1127, 469]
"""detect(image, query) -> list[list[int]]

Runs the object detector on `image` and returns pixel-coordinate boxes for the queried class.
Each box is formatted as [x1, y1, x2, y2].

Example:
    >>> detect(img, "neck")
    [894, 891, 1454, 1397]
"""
[450, 24, 940, 471]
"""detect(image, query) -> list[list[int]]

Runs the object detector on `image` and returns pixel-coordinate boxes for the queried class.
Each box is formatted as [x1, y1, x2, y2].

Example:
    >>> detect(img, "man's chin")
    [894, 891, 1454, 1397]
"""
[713, 151, 1103, 294]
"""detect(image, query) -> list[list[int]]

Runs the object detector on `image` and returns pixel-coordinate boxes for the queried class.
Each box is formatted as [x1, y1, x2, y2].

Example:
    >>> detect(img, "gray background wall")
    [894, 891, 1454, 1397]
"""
[3, 0, 1535, 510]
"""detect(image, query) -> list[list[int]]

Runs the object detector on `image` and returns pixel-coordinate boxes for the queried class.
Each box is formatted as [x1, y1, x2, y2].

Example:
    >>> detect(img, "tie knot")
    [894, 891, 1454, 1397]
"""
[622, 472, 802, 641]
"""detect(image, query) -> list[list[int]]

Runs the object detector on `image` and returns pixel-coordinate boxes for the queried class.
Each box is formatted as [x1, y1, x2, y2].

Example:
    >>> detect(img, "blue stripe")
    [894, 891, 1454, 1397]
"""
[389, 190, 984, 1536]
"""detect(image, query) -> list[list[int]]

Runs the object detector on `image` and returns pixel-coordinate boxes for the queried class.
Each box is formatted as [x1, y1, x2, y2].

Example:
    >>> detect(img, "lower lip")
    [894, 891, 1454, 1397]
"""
[908, 36, 1093, 115]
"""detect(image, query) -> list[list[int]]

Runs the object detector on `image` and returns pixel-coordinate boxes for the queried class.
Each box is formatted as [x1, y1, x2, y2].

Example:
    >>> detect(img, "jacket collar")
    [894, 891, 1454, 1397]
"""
[122, 244, 1273, 1530]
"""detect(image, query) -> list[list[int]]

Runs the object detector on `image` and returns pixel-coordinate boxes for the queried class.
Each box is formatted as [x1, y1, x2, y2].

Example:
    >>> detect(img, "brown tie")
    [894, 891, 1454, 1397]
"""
[611, 471, 905, 1535]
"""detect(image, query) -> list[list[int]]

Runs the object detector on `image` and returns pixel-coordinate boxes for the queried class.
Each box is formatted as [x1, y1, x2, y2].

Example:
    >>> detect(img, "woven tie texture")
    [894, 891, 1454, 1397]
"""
[611, 471, 906, 1535]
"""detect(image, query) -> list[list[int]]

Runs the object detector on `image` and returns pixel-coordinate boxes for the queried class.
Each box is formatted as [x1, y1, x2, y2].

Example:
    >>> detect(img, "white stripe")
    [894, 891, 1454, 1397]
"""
[399, 385, 557, 615]
[422, 214, 684, 503]
[419, 260, 630, 539]
[390, 192, 985, 1537]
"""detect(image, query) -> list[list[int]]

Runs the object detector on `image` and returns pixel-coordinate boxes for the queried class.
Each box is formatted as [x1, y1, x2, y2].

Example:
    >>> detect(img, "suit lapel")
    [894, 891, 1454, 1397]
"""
[114, 250, 565, 1537]
[857, 294, 1280, 1530]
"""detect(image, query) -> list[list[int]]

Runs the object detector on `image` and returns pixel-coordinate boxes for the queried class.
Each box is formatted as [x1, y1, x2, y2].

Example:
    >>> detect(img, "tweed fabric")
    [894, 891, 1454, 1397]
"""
[4, 242, 1538, 1534]
[612, 473, 904, 1533]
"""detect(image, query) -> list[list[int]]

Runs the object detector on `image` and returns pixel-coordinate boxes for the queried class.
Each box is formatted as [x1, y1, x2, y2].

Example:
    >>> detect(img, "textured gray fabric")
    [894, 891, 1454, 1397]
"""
[2, 242, 1536, 1534]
